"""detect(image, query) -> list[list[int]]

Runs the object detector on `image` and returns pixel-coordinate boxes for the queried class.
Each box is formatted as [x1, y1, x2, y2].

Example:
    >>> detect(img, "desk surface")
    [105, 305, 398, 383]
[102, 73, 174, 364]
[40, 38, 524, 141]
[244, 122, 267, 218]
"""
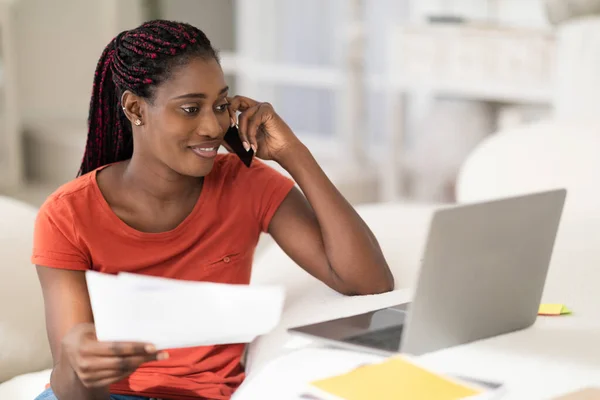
[234, 314, 600, 399]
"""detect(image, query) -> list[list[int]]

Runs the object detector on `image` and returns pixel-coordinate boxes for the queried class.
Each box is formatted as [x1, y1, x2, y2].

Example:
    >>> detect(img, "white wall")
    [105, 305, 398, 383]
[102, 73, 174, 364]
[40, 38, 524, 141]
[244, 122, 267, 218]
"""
[14, 0, 144, 124]
[159, 0, 235, 52]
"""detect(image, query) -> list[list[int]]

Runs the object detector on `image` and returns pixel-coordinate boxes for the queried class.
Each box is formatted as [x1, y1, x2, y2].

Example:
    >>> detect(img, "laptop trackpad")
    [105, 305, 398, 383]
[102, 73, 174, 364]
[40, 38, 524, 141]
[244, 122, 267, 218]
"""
[340, 307, 408, 352]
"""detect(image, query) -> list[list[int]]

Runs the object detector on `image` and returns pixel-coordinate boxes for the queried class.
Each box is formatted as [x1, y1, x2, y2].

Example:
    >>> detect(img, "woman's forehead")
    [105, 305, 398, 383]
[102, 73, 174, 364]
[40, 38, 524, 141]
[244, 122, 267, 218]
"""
[156, 57, 227, 101]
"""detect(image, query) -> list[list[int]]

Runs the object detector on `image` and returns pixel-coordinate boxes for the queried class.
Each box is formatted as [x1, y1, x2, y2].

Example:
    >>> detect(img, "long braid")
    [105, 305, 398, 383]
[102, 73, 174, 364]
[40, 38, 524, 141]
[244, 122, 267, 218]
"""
[78, 20, 218, 176]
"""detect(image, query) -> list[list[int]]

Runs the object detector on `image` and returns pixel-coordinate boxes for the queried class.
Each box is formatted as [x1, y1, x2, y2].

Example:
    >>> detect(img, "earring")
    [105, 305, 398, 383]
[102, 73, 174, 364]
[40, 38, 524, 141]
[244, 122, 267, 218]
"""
[134, 119, 142, 126]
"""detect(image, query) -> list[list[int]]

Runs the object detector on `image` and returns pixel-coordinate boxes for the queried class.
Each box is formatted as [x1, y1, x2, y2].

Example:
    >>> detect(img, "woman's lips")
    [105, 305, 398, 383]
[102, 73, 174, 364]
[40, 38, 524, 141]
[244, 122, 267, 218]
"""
[190, 146, 218, 159]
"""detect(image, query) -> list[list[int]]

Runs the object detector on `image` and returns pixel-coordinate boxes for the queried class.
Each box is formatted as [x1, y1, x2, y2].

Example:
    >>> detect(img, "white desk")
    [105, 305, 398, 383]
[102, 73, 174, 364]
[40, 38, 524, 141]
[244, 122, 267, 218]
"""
[235, 315, 600, 399]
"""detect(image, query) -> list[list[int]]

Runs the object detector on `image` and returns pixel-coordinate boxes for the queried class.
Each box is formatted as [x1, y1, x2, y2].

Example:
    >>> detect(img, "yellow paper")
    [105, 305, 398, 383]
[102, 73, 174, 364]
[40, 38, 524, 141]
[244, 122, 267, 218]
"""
[538, 304, 572, 316]
[310, 356, 481, 400]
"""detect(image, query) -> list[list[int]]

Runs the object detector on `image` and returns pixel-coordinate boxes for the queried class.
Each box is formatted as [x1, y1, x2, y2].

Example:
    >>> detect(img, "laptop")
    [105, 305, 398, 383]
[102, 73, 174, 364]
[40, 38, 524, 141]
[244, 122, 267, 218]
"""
[288, 189, 567, 357]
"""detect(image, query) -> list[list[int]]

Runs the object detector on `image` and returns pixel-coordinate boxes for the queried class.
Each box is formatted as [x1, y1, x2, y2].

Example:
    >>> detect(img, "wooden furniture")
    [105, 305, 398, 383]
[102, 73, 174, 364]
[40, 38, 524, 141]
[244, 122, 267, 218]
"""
[378, 23, 556, 201]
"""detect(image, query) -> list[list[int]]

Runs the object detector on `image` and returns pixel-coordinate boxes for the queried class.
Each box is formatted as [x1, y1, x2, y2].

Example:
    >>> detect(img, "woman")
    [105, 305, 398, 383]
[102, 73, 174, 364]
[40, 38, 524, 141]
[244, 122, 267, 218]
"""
[33, 20, 393, 400]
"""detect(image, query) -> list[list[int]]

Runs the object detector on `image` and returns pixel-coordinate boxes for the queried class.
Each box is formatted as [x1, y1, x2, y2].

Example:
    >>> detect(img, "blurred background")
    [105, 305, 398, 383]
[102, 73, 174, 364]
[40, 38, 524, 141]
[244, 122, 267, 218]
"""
[0, 0, 597, 207]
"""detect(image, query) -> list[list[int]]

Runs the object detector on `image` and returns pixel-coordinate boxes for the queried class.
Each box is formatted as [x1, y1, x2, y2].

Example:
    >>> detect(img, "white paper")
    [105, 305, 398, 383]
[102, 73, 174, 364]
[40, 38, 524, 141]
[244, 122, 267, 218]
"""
[85, 271, 285, 350]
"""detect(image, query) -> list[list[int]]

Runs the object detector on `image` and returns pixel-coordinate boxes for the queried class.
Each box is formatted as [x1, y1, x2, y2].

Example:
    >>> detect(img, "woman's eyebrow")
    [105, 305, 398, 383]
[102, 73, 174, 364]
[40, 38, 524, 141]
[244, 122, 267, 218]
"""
[172, 86, 229, 100]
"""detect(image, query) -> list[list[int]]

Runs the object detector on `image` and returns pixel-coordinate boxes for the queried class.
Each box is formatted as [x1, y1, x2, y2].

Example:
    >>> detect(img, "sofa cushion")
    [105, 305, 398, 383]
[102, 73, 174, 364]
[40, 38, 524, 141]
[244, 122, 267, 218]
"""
[0, 368, 51, 399]
[0, 196, 52, 383]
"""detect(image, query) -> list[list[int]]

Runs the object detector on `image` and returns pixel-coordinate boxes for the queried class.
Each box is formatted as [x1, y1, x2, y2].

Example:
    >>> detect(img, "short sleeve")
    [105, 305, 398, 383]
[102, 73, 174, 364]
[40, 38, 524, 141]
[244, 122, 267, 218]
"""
[31, 199, 90, 270]
[246, 159, 296, 232]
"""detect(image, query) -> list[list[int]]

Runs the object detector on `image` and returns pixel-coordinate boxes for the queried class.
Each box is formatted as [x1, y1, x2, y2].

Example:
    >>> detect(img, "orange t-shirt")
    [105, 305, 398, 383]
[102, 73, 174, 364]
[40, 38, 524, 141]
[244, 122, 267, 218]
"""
[31, 154, 295, 400]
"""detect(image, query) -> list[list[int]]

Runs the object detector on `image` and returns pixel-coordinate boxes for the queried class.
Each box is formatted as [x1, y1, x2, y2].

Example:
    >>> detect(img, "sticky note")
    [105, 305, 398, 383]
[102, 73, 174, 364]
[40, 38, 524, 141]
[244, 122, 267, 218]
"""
[309, 356, 482, 400]
[538, 304, 572, 316]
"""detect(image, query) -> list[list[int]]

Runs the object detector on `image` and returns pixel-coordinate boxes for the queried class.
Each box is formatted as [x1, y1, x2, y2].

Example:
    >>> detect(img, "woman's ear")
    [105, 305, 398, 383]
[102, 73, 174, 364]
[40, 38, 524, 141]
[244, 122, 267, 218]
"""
[121, 90, 144, 125]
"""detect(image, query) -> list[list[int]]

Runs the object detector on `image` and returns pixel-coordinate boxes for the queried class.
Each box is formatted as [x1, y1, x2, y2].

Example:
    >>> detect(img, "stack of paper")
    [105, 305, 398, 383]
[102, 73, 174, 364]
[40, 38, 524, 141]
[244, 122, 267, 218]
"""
[85, 271, 285, 350]
[305, 355, 504, 400]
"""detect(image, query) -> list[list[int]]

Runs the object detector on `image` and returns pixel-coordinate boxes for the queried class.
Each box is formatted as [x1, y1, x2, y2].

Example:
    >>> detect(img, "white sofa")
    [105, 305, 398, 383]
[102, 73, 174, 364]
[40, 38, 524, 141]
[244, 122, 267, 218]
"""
[2, 118, 600, 398]
[0, 197, 52, 383]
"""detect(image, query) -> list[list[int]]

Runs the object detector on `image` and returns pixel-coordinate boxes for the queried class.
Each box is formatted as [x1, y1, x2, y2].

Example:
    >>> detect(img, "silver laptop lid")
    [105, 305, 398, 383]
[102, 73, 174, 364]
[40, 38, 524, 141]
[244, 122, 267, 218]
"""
[401, 189, 566, 355]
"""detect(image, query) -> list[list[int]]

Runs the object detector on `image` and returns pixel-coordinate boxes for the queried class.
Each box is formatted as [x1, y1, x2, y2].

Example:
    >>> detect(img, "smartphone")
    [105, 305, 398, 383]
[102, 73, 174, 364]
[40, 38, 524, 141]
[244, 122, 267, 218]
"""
[224, 124, 253, 168]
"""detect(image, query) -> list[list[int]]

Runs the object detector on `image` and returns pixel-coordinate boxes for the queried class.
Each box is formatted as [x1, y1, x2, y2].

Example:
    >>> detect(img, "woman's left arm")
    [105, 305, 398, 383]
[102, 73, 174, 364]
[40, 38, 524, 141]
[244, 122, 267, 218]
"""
[228, 96, 394, 296]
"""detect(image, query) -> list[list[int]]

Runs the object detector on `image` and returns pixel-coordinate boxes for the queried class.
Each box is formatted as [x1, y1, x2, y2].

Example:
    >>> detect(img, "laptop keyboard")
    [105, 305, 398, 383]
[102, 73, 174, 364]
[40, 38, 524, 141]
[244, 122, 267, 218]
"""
[342, 325, 404, 352]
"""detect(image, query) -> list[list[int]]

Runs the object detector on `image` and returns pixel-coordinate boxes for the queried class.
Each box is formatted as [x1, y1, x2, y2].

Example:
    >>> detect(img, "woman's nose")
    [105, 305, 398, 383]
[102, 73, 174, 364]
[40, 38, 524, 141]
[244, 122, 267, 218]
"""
[196, 111, 222, 138]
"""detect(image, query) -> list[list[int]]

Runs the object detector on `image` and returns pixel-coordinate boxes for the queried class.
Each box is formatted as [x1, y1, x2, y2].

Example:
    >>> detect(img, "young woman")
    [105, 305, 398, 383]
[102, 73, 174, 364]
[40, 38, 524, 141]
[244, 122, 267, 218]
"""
[33, 20, 394, 400]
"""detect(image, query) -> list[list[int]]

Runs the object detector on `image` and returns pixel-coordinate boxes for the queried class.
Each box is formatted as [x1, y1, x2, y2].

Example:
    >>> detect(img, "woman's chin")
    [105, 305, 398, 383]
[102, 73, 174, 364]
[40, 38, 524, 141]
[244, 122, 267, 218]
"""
[180, 158, 215, 178]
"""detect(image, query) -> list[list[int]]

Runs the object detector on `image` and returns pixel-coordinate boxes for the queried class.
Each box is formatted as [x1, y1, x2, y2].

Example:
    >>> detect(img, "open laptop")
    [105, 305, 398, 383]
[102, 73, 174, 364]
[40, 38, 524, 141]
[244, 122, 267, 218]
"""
[288, 189, 566, 357]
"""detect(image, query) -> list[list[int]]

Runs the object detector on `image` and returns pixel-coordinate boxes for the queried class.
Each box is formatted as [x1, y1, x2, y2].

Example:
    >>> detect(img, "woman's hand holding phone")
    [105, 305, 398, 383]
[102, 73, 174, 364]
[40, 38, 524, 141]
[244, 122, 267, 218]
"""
[226, 95, 304, 164]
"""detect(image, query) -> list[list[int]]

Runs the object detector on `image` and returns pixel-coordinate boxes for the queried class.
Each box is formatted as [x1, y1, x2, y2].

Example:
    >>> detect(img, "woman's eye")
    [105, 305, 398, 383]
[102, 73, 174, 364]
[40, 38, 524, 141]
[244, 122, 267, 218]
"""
[215, 103, 229, 113]
[182, 106, 199, 114]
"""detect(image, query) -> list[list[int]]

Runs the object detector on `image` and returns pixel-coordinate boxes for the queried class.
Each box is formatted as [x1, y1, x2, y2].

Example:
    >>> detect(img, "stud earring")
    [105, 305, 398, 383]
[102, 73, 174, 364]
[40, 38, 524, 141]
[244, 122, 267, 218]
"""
[134, 119, 142, 126]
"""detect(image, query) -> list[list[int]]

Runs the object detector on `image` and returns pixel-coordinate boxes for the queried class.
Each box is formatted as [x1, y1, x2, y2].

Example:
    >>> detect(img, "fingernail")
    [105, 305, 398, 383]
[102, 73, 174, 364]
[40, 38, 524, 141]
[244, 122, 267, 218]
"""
[243, 141, 250, 152]
[157, 352, 169, 360]
[230, 118, 235, 127]
[145, 345, 156, 353]
[251, 144, 257, 153]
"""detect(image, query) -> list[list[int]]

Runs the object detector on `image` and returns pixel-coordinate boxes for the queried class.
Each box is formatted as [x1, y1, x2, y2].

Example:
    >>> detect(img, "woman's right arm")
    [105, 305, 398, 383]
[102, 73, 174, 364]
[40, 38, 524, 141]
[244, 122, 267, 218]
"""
[37, 266, 164, 400]
[37, 266, 108, 400]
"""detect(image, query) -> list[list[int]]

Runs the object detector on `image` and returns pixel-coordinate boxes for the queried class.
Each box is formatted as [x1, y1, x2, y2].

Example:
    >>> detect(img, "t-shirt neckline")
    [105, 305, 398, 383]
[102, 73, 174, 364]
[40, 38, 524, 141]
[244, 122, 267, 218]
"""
[90, 163, 211, 241]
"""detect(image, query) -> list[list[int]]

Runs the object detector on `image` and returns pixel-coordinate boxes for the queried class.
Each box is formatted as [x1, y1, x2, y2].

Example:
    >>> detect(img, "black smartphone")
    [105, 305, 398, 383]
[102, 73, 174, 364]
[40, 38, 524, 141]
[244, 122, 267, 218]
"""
[224, 124, 253, 168]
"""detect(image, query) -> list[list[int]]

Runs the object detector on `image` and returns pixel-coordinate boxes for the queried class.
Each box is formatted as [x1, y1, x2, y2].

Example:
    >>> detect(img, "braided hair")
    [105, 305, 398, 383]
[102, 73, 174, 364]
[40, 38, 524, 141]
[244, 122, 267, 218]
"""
[78, 20, 219, 176]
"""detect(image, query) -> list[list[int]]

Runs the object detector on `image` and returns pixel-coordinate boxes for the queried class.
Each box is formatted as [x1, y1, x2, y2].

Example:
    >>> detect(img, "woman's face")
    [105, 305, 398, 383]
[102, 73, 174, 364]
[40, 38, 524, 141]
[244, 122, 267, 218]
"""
[137, 57, 231, 177]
